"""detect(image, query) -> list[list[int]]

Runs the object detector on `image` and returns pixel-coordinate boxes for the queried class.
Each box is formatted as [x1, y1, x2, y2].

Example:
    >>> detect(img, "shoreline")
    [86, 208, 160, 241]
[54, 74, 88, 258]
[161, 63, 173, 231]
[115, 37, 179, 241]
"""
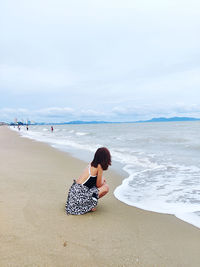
[1, 126, 200, 266]
[11, 125, 200, 230]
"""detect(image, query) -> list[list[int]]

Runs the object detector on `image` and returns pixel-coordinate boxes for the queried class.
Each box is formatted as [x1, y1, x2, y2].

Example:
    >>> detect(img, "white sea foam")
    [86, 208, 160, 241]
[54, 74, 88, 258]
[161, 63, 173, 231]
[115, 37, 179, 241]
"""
[114, 162, 200, 228]
[76, 132, 88, 136]
[175, 212, 200, 229]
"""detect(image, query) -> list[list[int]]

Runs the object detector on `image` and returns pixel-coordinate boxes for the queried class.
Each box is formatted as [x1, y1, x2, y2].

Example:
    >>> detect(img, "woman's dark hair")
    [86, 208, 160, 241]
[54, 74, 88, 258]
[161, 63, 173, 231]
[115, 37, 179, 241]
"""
[91, 147, 111, 170]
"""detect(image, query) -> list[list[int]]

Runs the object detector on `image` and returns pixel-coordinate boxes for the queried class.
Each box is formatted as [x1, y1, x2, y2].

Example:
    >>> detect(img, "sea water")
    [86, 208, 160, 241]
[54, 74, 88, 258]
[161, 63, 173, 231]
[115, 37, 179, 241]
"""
[11, 121, 200, 228]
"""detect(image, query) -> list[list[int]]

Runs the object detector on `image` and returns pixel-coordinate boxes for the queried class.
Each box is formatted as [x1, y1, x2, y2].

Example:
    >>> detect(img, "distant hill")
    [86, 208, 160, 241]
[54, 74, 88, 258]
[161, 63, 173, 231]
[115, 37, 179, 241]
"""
[64, 120, 110, 124]
[60, 117, 200, 124]
[8, 117, 200, 126]
[37, 120, 112, 125]
[136, 117, 200, 123]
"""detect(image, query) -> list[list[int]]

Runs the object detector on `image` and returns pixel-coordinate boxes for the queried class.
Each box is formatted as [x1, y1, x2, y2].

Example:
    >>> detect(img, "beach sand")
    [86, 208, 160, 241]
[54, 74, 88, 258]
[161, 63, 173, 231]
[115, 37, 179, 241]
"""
[0, 126, 200, 267]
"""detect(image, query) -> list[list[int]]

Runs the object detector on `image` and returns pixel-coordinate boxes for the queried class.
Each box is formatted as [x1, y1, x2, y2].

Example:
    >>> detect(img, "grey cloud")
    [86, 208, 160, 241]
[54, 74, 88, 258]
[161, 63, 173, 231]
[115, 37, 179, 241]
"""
[1, 0, 200, 122]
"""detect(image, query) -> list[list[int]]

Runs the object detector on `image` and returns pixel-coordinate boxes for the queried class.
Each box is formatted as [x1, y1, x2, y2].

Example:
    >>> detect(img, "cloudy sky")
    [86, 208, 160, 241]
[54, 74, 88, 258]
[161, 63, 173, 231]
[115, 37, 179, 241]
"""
[1, 0, 200, 122]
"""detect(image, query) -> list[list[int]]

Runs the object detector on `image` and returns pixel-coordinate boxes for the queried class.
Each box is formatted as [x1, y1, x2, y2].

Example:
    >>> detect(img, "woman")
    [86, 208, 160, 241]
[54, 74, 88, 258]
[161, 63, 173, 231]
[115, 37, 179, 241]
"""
[65, 147, 111, 215]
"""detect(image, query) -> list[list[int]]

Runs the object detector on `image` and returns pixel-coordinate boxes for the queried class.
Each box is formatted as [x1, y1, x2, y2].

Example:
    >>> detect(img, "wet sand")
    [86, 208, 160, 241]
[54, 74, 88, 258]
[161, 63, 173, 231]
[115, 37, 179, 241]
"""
[0, 126, 200, 267]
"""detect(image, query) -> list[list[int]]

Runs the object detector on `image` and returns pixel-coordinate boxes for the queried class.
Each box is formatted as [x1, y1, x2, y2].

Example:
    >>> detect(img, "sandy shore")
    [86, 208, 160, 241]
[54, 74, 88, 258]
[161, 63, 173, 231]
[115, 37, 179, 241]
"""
[0, 126, 200, 267]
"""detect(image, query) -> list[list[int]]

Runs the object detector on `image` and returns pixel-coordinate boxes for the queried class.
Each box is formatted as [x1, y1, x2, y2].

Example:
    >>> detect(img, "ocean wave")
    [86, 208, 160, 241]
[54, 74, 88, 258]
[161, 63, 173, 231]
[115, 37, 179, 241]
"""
[114, 162, 200, 228]
[75, 132, 88, 136]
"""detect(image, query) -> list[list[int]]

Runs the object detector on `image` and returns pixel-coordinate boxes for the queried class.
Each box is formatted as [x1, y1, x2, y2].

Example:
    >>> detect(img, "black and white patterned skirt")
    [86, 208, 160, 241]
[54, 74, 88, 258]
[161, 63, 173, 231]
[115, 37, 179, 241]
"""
[65, 180, 99, 215]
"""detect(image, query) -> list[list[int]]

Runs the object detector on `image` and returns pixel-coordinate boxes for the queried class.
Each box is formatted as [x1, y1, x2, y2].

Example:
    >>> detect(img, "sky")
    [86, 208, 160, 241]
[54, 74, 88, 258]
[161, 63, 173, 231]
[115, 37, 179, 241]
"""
[0, 0, 200, 122]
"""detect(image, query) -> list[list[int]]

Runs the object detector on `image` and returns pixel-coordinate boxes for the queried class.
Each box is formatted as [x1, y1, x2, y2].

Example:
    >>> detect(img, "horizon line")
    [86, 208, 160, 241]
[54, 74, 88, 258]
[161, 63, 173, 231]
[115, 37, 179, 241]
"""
[5, 116, 200, 125]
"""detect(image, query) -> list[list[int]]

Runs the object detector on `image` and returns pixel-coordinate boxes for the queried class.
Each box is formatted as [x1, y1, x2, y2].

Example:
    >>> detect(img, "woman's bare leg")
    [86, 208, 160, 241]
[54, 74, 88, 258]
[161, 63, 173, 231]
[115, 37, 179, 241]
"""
[98, 183, 109, 198]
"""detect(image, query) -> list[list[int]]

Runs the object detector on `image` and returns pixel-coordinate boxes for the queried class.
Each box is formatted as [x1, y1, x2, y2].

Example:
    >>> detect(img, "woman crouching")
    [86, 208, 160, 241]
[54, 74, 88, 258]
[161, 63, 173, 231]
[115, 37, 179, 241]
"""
[65, 147, 111, 215]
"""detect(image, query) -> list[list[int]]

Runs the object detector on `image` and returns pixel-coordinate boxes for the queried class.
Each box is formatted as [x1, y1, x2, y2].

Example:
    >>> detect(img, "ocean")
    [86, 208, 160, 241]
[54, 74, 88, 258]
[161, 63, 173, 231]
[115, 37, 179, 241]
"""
[11, 121, 200, 228]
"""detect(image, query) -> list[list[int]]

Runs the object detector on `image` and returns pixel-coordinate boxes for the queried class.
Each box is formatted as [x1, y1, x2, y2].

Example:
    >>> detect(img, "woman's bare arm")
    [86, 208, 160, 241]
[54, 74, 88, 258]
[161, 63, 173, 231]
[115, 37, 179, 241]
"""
[96, 164, 103, 188]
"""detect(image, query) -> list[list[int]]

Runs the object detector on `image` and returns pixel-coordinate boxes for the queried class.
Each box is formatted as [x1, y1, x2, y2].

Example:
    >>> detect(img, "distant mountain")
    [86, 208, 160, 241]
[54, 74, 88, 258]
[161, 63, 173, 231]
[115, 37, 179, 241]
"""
[38, 120, 112, 125]
[8, 120, 113, 126]
[57, 117, 200, 124]
[136, 117, 200, 123]
[64, 120, 111, 124]
[9, 117, 200, 126]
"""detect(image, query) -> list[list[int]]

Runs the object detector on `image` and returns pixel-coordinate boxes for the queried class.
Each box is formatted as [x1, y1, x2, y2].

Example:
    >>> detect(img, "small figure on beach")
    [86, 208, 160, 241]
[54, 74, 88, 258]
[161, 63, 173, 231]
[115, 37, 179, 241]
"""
[26, 125, 29, 131]
[51, 126, 54, 132]
[65, 147, 111, 215]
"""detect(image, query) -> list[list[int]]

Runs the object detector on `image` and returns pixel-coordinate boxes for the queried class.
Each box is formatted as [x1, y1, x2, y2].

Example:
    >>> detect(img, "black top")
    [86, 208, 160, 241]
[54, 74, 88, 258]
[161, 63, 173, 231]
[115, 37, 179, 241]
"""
[83, 175, 97, 189]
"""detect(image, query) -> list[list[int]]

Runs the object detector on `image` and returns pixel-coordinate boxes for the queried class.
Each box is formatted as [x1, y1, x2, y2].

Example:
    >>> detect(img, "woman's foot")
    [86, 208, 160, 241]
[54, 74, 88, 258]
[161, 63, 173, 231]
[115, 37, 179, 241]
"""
[91, 208, 96, 212]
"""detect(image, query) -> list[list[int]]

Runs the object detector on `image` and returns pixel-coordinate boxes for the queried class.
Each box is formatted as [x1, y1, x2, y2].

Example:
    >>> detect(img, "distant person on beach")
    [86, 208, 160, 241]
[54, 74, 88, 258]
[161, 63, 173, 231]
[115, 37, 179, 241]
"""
[66, 147, 111, 215]
[26, 125, 29, 131]
[51, 126, 54, 132]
